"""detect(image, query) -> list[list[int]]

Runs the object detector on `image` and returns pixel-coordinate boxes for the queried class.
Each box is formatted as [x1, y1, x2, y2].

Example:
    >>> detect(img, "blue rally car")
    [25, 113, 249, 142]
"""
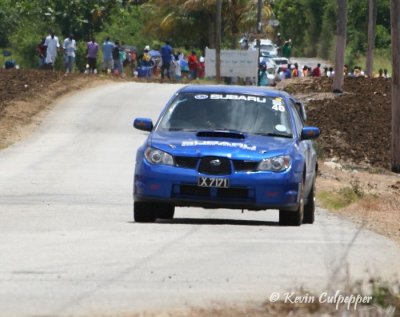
[133, 85, 320, 226]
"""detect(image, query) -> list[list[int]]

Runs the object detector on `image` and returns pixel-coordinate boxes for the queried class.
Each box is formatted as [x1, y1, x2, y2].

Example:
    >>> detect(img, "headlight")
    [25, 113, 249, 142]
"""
[144, 147, 174, 165]
[258, 156, 291, 172]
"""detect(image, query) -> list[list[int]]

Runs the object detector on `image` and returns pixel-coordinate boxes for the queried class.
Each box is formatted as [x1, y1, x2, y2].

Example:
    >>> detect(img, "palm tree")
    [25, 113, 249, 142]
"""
[147, 0, 273, 48]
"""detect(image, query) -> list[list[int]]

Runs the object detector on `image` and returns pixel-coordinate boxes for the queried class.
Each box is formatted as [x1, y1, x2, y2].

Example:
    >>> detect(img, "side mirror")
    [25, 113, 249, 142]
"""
[133, 118, 153, 132]
[301, 126, 320, 140]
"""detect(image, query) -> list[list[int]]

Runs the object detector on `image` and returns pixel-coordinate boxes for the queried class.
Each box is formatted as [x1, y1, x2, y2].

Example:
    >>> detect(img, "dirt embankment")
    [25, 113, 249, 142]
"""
[281, 76, 392, 170]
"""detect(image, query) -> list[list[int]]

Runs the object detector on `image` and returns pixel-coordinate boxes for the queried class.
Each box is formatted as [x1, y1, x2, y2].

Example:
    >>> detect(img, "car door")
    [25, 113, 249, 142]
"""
[288, 99, 315, 191]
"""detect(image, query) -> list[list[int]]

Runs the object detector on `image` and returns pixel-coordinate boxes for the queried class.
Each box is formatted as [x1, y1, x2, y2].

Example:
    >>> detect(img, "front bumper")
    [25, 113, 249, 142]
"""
[134, 160, 302, 211]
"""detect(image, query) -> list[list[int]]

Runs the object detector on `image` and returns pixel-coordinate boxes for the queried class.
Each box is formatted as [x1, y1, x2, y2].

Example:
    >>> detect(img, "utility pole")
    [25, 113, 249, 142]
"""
[391, 0, 400, 172]
[216, 0, 222, 82]
[256, 0, 262, 86]
[366, 0, 377, 77]
[332, 0, 348, 93]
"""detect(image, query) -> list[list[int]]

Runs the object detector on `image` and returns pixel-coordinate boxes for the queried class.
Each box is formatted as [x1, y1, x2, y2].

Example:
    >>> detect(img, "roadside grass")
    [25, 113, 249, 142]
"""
[125, 279, 400, 317]
[351, 49, 392, 75]
[317, 179, 366, 210]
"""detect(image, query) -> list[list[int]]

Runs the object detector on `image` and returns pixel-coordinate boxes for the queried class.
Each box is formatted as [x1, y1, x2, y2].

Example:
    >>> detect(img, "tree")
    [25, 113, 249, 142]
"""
[216, 0, 222, 81]
[332, 0, 347, 93]
[391, 0, 400, 173]
[365, 0, 377, 77]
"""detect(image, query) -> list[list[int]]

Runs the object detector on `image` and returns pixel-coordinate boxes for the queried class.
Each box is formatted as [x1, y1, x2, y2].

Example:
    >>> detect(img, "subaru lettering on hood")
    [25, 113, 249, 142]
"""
[132, 84, 320, 226]
[181, 140, 257, 151]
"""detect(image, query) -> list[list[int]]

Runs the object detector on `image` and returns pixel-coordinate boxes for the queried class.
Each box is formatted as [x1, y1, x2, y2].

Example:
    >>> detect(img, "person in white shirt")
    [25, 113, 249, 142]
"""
[44, 32, 60, 70]
[63, 34, 77, 73]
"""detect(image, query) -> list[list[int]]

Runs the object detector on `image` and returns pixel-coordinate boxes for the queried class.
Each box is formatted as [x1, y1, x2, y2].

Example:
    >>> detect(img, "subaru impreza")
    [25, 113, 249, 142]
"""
[133, 85, 320, 226]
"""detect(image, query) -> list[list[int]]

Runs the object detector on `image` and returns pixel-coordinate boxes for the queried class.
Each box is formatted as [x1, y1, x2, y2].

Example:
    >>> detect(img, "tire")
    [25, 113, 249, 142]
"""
[134, 201, 156, 223]
[279, 182, 304, 226]
[156, 204, 175, 220]
[303, 177, 316, 224]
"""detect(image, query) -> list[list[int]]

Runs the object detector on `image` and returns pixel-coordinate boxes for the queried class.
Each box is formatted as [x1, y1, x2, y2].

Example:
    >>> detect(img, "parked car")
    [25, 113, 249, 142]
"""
[250, 39, 278, 57]
[133, 85, 320, 226]
[272, 57, 289, 69]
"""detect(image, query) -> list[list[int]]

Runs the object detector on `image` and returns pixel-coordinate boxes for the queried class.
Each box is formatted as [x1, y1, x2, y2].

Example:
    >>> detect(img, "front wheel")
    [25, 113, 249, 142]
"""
[303, 177, 316, 224]
[134, 202, 156, 223]
[279, 182, 304, 226]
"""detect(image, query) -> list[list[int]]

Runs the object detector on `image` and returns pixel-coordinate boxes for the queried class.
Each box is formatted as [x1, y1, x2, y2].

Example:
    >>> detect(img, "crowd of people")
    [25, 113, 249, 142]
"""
[35, 33, 206, 80]
[259, 61, 391, 87]
[32, 32, 392, 84]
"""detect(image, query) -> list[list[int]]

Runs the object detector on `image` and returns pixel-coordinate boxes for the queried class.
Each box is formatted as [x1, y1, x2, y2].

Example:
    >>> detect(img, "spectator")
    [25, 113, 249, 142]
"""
[63, 34, 77, 74]
[383, 69, 389, 78]
[258, 62, 268, 86]
[102, 37, 114, 73]
[312, 63, 321, 77]
[198, 55, 205, 78]
[284, 64, 292, 79]
[36, 37, 47, 68]
[302, 65, 309, 77]
[141, 45, 152, 66]
[138, 45, 153, 78]
[291, 64, 298, 77]
[161, 41, 173, 80]
[86, 37, 99, 74]
[127, 49, 138, 76]
[327, 67, 334, 77]
[188, 50, 199, 80]
[276, 33, 283, 56]
[278, 67, 286, 81]
[44, 32, 60, 70]
[282, 39, 292, 60]
[112, 41, 122, 75]
[172, 54, 182, 81]
[177, 53, 189, 79]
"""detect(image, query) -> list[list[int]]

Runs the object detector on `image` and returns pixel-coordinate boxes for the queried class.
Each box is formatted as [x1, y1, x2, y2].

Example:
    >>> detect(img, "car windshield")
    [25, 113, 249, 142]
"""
[157, 92, 293, 137]
[274, 59, 288, 65]
[260, 44, 274, 51]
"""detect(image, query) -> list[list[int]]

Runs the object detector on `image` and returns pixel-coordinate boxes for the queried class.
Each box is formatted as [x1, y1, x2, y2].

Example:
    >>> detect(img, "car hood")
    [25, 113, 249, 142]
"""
[149, 131, 295, 160]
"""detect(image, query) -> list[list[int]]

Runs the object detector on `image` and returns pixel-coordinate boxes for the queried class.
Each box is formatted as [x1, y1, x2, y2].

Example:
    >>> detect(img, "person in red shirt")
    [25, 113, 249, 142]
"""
[312, 63, 321, 77]
[188, 51, 199, 80]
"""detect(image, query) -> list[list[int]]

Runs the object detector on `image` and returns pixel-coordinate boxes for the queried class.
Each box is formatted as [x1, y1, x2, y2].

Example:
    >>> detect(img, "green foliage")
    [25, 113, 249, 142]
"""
[273, 0, 391, 61]
[375, 24, 391, 48]
[0, 0, 393, 69]
[75, 41, 88, 73]
[0, 0, 19, 47]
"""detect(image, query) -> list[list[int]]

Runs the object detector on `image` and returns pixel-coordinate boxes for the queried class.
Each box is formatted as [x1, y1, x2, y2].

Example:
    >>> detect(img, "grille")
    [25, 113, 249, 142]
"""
[217, 188, 249, 199]
[198, 156, 232, 175]
[176, 185, 250, 200]
[179, 185, 210, 197]
[233, 160, 259, 172]
[175, 156, 198, 169]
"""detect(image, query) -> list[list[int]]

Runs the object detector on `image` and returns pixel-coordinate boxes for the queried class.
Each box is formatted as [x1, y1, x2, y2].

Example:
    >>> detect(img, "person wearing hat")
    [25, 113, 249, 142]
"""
[142, 46, 152, 65]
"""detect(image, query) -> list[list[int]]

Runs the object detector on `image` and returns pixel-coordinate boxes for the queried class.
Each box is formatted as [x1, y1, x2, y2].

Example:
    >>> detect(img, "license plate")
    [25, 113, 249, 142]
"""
[198, 177, 229, 188]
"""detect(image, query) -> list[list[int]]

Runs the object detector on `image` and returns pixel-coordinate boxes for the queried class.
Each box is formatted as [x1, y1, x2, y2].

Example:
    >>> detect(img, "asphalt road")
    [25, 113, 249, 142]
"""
[0, 82, 399, 317]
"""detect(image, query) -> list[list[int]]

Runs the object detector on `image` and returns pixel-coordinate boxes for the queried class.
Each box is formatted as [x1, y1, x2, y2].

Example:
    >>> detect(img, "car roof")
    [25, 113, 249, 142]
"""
[178, 85, 292, 99]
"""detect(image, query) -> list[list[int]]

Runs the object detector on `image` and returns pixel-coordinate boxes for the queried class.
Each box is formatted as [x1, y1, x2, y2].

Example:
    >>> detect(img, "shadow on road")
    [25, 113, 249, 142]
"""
[155, 218, 279, 226]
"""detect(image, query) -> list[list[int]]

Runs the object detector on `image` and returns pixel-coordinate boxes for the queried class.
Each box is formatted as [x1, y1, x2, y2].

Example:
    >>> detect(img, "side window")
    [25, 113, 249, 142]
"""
[287, 100, 303, 137]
